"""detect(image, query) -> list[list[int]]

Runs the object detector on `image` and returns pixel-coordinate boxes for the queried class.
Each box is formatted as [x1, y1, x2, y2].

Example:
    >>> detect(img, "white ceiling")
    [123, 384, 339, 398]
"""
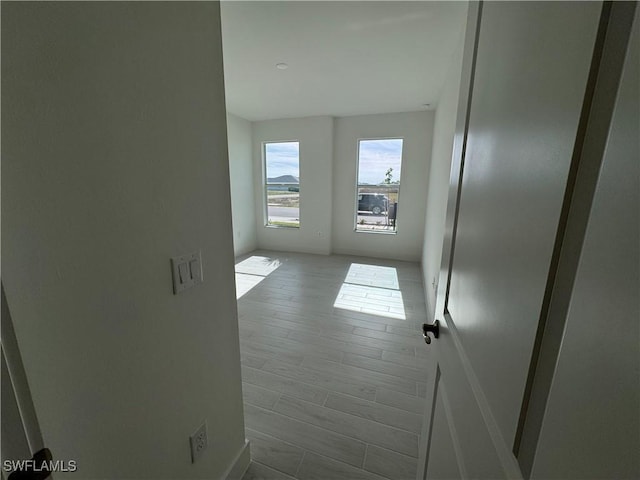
[220, 1, 468, 121]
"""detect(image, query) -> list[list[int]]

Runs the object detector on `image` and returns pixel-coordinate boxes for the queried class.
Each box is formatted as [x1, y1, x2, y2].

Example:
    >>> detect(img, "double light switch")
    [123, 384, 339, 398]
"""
[171, 251, 203, 294]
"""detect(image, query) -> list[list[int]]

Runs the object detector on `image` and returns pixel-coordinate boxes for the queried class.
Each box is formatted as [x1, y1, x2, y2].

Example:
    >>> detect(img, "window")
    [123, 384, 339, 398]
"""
[355, 138, 403, 233]
[263, 141, 300, 228]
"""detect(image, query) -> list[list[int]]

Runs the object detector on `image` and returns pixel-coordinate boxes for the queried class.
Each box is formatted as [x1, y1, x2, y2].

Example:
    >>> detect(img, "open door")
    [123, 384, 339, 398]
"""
[417, 2, 637, 478]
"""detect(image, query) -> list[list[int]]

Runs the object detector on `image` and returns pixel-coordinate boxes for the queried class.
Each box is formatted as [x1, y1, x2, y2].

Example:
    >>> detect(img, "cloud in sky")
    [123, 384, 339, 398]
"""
[358, 139, 403, 185]
[265, 142, 299, 179]
[264, 139, 403, 185]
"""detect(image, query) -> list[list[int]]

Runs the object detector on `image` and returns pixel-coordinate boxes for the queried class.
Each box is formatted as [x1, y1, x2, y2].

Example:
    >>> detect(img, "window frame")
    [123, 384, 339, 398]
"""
[262, 140, 301, 229]
[354, 137, 404, 235]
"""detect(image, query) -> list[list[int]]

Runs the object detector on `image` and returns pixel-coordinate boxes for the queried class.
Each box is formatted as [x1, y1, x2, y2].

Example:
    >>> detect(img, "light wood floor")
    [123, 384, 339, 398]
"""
[236, 250, 430, 480]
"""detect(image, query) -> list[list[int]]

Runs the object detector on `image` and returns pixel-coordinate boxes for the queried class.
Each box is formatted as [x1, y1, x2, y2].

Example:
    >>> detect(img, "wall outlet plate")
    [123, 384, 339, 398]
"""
[189, 421, 208, 463]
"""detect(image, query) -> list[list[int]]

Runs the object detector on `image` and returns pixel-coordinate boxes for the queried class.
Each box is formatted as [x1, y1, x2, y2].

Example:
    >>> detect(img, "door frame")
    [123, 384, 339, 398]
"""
[1, 283, 45, 458]
[514, 1, 638, 475]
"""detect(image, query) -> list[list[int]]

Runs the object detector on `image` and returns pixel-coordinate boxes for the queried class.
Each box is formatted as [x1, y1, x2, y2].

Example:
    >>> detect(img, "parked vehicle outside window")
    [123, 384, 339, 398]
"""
[358, 193, 388, 215]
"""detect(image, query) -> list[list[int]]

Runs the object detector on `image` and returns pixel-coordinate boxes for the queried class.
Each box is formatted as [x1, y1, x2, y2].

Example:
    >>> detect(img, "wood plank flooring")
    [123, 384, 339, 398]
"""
[236, 250, 430, 480]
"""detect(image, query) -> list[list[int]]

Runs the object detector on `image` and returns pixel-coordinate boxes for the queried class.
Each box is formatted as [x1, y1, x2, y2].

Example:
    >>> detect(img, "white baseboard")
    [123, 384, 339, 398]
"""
[222, 439, 251, 480]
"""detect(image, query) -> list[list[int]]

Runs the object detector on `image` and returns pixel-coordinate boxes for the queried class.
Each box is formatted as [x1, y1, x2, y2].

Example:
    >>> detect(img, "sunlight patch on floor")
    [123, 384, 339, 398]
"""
[334, 264, 405, 319]
[234, 255, 282, 299]
[344, 263, 400, 289]
[235, 273, 266, 299]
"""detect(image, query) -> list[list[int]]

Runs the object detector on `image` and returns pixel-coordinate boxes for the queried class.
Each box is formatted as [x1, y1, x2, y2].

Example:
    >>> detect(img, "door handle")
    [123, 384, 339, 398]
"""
[422, 320, 440, 344]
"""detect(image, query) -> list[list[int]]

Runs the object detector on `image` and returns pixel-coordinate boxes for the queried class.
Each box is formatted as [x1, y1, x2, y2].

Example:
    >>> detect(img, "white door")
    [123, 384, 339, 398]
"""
[417, 1, 610, 478]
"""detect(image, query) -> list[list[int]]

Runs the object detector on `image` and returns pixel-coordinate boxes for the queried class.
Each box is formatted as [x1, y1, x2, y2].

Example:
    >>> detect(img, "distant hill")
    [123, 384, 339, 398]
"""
[268, 175, 299, 183]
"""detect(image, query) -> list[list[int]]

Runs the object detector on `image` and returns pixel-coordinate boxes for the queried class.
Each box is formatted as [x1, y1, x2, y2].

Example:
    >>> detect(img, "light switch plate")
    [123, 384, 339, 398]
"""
[171, 251, 203, 294]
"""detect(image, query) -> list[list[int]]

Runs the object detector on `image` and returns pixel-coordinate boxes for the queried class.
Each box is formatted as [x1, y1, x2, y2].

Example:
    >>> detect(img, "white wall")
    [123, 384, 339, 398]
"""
[227, 113, 257, 256]
[421, 31, 466, 321]
[2, 3, 247, 479]
[332, 112, 434, 261]
[252, 117, 334, 255]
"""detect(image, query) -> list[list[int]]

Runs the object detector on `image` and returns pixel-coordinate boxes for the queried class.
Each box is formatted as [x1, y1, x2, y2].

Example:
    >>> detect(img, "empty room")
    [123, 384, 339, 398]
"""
[2, 1, 637, 480]
[223, 2, 465, 478]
